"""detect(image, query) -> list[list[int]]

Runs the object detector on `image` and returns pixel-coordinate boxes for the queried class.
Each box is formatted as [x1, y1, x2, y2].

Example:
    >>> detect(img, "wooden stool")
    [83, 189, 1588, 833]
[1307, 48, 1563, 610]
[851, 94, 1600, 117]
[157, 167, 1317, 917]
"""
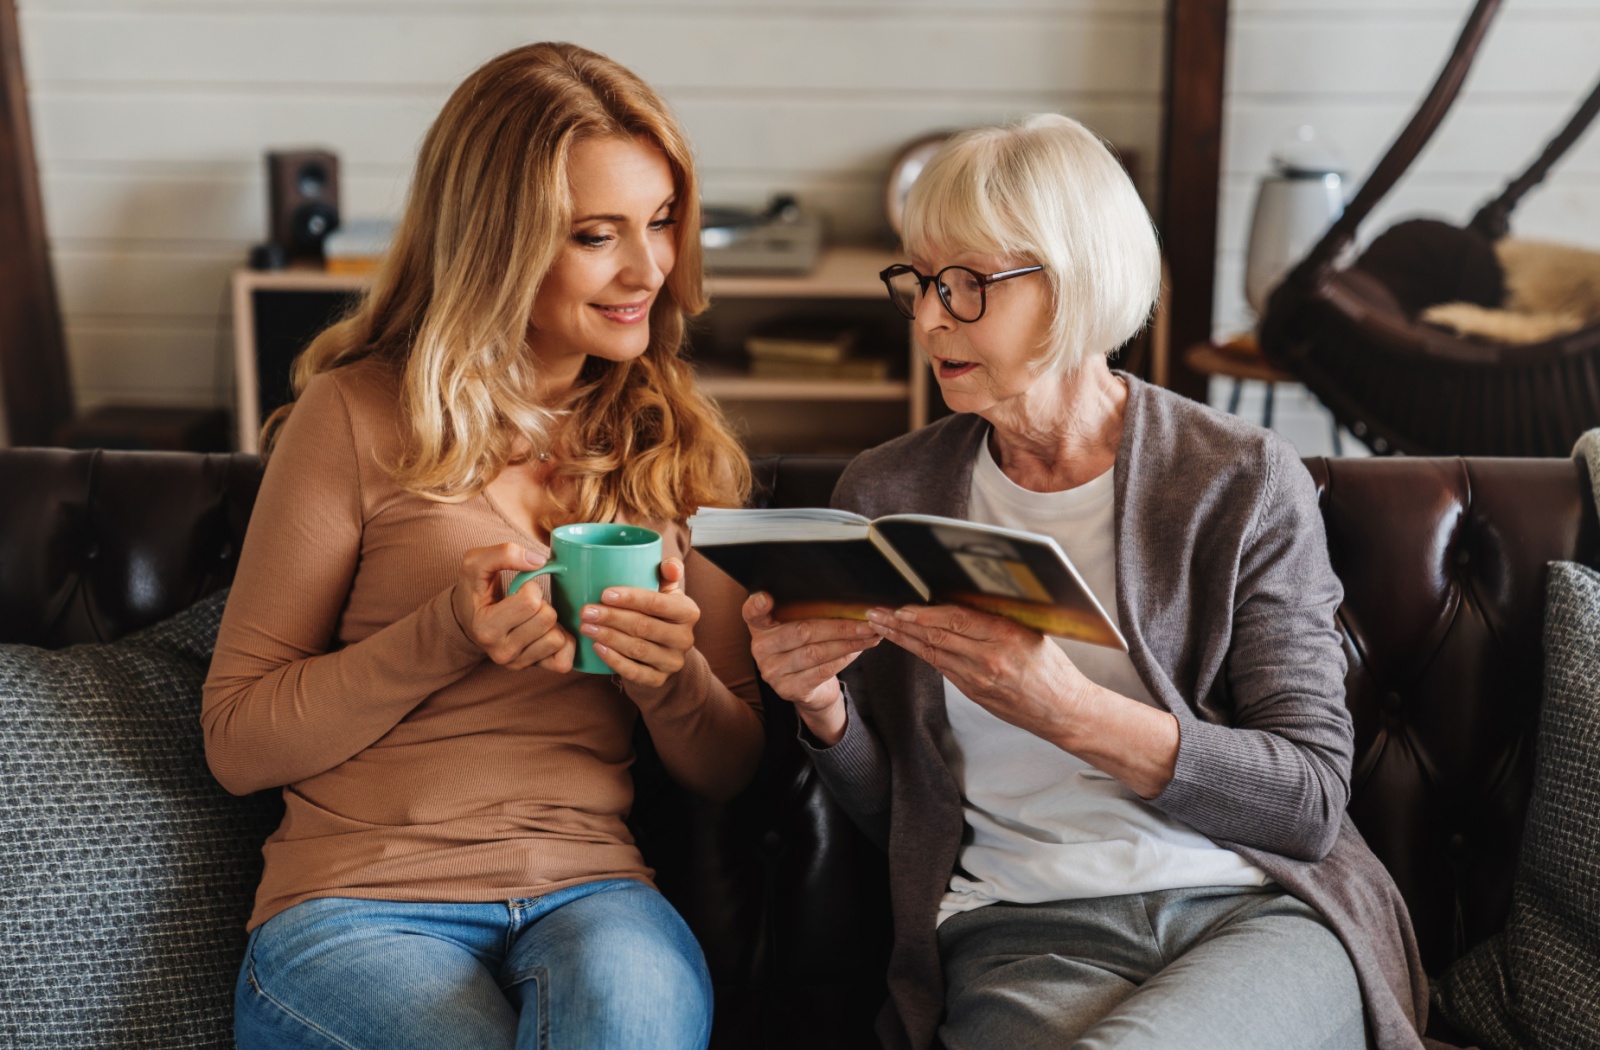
[1183, 337, 1343, 454]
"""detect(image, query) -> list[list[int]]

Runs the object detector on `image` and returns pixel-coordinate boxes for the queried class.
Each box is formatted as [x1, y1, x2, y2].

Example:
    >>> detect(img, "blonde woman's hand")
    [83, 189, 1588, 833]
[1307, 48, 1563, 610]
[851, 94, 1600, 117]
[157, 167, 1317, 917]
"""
[580, 557, 700, 688]
[742, 592, 880, 746]
[451, 543, 576, 672]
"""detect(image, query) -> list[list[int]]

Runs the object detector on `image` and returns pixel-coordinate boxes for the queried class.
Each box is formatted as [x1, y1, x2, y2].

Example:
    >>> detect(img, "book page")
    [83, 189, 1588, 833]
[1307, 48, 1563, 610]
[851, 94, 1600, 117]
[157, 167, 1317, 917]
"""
[686, 507, 921, 619]
[871, 514, 1126, 650]
[687, 506, 871, 545]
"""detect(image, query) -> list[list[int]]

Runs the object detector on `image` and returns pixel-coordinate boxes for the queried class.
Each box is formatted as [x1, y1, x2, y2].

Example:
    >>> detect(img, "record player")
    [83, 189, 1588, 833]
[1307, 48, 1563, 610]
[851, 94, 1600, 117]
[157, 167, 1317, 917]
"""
[700, 194, 823, 275]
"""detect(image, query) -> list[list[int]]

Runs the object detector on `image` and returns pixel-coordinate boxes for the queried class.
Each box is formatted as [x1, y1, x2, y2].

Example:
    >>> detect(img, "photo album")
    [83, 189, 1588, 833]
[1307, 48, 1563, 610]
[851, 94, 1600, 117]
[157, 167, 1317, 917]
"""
[687, 508, 1127, 649]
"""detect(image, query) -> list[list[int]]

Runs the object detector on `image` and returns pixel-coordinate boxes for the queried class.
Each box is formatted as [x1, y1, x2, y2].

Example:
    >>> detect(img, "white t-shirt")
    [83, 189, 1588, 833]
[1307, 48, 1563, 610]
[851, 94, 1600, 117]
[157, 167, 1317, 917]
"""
[937, 438, 1270, 925]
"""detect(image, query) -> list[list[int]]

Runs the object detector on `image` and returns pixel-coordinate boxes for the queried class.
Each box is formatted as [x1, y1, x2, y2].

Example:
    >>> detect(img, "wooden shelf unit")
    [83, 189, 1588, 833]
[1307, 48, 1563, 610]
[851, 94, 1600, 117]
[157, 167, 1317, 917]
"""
[232, 245, 926, 455]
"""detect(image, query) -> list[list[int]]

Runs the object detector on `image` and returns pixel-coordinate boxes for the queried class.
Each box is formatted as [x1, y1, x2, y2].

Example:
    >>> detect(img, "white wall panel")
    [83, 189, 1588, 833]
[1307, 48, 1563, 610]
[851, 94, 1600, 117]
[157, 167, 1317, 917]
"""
[24, 0, 1164, 14]
[53, 249, 238, 317]
[1235, 0, 1592, 13]
[21, 10, 1162, 94]
[39, 169, 411, 243]
[1230, 17, 1600, 96]
[65, 323, 229, 405]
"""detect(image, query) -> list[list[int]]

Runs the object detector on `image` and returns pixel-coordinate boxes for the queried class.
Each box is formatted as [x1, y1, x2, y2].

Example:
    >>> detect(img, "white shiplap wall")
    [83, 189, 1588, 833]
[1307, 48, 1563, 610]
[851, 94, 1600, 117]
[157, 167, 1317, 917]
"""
[15, 0, 1166, 418]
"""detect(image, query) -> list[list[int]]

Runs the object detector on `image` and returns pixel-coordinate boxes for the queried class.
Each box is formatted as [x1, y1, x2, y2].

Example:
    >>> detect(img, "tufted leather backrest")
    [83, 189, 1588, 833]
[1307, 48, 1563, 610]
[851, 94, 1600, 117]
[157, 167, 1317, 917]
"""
[1307, 455, 1599, 973]
[3, 447, 1596, 1018]
[0, 449, 259, 648]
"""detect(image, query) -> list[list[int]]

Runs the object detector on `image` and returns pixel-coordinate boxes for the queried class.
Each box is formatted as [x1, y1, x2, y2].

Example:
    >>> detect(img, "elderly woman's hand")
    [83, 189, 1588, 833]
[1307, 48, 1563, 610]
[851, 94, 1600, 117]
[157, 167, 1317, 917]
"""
[867, 603, 1181, 799]
[742, 592, 880, 746]
[867, 604, 1091, 740]
[580, 557, 700, 689]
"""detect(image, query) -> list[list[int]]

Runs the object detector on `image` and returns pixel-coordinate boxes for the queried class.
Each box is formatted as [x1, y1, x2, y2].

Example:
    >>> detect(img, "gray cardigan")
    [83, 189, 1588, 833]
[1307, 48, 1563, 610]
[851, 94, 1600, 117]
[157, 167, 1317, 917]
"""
[804, 377, 1432, 1050]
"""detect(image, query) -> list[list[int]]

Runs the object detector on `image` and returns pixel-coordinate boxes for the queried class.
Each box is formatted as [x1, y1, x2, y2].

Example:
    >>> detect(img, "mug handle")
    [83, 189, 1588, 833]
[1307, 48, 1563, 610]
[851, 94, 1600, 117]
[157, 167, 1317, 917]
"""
[508, 562, 564, 596]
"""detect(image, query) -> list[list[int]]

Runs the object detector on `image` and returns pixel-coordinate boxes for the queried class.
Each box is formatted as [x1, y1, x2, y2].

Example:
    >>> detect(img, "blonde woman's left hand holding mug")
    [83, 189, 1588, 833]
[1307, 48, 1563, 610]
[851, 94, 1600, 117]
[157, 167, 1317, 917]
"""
[574, 556, 700, 689]
[452, 543, 576, 672]
[506, 524, 698, 687]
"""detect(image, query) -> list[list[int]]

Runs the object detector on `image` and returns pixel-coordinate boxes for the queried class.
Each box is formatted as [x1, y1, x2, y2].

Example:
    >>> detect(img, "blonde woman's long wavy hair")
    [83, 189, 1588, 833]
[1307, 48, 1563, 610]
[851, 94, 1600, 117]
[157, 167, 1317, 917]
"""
[262, 41, 750, 529]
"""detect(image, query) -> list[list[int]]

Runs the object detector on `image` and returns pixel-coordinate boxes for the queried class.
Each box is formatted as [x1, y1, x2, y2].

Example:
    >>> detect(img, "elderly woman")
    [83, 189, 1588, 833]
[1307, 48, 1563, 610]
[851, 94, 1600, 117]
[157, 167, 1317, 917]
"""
[744, 115, 1429, 1050]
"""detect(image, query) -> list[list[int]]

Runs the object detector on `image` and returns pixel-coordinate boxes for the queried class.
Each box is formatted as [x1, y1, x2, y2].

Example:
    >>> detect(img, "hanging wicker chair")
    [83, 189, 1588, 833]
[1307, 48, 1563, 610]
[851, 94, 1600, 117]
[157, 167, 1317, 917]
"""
[1258, 0, 1600, 456]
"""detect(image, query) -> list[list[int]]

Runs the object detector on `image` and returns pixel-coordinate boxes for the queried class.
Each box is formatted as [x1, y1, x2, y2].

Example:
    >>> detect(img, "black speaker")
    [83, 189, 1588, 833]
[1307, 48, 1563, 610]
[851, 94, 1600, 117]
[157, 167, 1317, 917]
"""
[266, 149, 340, 263]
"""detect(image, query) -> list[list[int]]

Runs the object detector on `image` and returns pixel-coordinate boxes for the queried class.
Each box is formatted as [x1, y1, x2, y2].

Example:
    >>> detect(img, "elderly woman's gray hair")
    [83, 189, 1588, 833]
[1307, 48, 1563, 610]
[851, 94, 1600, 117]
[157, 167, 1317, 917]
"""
[903, 113, 1162, 374]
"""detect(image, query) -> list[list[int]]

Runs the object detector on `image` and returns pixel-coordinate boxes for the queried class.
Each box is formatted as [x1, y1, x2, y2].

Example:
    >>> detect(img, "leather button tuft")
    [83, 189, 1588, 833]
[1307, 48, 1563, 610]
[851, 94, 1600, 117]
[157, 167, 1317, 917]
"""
[85, 542, 100, 561]
[1447, 832, 1467, 859]
[218, 541, 233, 561]
[1456, 547, 1471, 567]
[1382, 690, 1404, 714]
[761, 830, 783, 856]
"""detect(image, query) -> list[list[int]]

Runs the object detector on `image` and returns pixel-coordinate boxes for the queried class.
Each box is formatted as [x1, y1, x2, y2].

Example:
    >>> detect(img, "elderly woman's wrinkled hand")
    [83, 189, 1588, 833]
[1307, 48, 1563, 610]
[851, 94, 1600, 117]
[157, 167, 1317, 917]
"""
[867, 604, 1092, 741]
[742, 592, 881, 745]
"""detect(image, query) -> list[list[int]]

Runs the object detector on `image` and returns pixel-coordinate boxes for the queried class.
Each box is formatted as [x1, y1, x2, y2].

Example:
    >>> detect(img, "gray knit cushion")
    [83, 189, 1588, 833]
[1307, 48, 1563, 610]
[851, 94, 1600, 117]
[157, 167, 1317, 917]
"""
[1434, 561, 1600, 1050]
[0, 590, 282, 1048]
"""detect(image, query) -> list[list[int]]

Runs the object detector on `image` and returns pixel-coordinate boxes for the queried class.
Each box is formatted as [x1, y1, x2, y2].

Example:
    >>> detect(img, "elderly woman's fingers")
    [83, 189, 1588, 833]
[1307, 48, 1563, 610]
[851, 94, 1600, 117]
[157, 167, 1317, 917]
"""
[774, 635, 880, 677]
[867, 606, 993, 659]
[741, 591, 780, 630]
[743, 603, 879, 709]
[894, 604, 1005, 639]
[779, 652, 871, 697]
[868, 619, 948, 671]
[752, 614, 876, 656]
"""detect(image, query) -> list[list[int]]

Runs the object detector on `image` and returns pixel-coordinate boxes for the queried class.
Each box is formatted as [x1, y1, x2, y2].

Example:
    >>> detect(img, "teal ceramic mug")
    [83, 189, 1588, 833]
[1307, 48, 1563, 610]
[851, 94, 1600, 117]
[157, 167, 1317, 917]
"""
[507, 523, 663, 674]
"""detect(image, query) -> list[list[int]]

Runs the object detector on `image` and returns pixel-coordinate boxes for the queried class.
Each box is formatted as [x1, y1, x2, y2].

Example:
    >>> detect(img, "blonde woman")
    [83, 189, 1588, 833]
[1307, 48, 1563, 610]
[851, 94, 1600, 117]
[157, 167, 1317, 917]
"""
[747, 115, 1427, 1050]
[203, 43, 761, 1050]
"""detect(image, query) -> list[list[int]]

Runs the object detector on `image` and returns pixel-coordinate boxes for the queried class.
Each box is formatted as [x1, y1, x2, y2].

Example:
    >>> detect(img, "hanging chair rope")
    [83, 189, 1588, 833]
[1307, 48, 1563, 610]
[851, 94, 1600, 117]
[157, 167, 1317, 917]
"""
[1288, 0, 1502, 289]
[1470, 74, 1600, 240]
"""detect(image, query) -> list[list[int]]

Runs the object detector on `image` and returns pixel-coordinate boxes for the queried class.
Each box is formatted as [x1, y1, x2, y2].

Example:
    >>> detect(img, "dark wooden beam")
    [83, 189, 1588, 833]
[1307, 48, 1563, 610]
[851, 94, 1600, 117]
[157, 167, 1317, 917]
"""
[1159, 0, 1230, 401]
[0, 0, 72, 446]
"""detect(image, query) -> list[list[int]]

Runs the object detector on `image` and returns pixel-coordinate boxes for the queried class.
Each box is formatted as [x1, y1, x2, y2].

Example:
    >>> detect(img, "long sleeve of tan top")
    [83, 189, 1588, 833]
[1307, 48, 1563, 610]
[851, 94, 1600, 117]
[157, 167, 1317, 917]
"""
[201, 359, 763, 803]
[623, 560, 765, 801]
[201, 370, 489, 795]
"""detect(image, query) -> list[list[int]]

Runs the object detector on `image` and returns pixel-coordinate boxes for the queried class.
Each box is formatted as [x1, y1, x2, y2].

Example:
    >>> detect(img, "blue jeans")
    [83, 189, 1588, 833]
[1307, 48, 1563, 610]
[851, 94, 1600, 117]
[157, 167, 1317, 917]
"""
[234, 880, 712, 1050]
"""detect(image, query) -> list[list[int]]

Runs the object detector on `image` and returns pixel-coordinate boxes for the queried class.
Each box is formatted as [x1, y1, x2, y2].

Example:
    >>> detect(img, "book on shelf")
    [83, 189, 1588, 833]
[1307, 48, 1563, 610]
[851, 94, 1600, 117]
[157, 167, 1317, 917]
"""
[322, 218, 395, 275]
[687, 507, 1126, 648]
[748, 357, 890, 381]
[744, 322, 858, 363]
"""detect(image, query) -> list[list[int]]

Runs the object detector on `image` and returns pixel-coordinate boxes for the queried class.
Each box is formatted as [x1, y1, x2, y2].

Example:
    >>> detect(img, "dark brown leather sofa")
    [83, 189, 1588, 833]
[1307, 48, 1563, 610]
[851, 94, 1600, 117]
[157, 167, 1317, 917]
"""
[2, 447, 1595, 1048]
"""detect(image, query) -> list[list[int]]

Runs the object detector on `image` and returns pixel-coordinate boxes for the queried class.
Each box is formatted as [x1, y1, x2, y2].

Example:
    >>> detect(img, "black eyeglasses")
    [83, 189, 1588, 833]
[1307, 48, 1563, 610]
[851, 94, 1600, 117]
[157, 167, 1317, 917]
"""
[879, 263, 1045, 323]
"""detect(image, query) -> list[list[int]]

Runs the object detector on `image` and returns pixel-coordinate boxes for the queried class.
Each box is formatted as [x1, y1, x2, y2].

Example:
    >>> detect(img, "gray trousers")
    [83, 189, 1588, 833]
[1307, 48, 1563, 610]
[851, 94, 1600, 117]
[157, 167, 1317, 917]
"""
[936, 885, 1368, 1050]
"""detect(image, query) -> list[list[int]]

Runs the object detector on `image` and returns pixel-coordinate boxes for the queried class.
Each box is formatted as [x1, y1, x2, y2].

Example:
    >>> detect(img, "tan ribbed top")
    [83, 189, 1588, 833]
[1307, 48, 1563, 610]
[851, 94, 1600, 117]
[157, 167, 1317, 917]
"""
[201, 357, 763, 930]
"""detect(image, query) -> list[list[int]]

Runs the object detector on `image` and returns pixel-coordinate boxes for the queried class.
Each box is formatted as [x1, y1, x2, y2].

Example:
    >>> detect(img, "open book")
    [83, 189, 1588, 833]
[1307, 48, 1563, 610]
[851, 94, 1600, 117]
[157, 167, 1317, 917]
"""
[688, 508, 1127, 650]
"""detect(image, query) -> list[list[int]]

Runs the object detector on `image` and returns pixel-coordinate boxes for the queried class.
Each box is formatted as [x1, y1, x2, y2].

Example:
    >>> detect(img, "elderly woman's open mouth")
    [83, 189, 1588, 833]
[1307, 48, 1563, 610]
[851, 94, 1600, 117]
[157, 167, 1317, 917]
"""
[935, 358, 979, 378]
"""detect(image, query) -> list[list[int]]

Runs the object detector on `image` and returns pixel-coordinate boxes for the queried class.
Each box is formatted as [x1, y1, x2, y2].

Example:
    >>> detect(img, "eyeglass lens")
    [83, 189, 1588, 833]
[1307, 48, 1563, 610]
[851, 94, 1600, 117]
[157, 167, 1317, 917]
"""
[886, 267, 986, 322]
